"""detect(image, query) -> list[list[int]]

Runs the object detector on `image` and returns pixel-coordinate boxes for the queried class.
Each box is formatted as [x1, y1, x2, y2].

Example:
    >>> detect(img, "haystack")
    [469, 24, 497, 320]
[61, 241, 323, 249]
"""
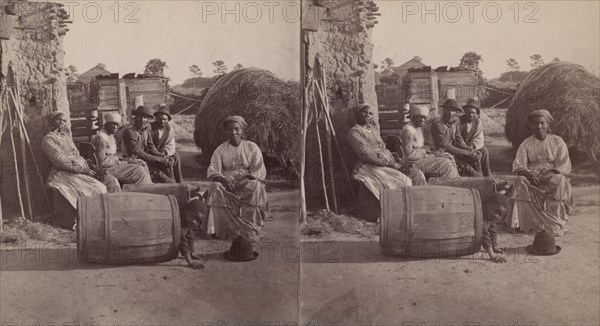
[193, 68, 300, 174]
[505, 62, 600, 160]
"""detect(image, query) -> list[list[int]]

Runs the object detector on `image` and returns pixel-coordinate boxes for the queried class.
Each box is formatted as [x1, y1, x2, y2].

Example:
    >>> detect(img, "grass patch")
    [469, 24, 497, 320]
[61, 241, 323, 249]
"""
[1, 219, 75, 245]
[301, 209, 378, 238]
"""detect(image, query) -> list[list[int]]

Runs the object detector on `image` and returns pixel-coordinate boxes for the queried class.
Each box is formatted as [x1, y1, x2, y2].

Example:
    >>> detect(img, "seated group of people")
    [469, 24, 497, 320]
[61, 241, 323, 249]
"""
[347, 100, 574, 241]
[42, 105, 184, 199]
[42, 108, 268, 262]
[347, 98, 490, 198]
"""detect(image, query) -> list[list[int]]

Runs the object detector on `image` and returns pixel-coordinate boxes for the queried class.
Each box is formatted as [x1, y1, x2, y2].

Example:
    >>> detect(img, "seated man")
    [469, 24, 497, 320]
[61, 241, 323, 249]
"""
[121, 106, 175, 183]
[430, 99, 482, 177]
[92, 112, 153, 187]
[459, 98, 491, 176]
[150, 105, 184, 183]
[399, 104, 459, 181]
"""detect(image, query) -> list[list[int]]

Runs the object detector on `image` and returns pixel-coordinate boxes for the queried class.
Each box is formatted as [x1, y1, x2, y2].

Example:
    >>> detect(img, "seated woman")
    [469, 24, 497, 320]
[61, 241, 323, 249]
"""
[202, 115, 268, 261]
[41, 111, 107, 228]
[505, 110, 574, 236]
[347, 104, 423, 202]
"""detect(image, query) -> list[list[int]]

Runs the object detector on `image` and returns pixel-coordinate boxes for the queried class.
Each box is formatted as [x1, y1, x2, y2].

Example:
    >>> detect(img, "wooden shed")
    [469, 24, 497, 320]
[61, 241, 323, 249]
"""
[68, 75, 168, 141]
[124, 76, 168, 116]
[374, 66, 481, 140]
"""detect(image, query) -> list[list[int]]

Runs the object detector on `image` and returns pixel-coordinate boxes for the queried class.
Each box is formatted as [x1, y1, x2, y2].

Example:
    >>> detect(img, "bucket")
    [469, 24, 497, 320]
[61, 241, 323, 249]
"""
[77, 193, 181, 264]
[380, 186, 483, 258]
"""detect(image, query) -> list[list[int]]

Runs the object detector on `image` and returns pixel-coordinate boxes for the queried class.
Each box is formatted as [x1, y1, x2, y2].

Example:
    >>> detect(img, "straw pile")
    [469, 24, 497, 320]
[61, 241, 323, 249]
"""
[505, 62, 600, 160]
[193, 68, 300, 173]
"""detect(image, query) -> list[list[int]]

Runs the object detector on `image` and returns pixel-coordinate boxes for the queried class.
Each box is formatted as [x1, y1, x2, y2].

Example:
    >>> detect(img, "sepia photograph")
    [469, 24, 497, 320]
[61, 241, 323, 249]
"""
[299, 0, 599, 325]
[1, 0, 301, 324]
[1, 0, 600, 325]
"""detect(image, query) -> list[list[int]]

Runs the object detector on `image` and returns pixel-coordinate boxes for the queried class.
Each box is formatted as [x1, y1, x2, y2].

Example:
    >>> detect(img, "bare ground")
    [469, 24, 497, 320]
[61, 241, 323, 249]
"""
[300, 109, 600, 325]
[0, 136, 301, 325]
[300, 185, 600, 325]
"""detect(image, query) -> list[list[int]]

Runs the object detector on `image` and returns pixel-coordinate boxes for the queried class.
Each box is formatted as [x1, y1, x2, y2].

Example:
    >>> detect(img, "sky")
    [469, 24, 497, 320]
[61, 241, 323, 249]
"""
[59, 0, 599, 83]
[372, 0, 600, 79]
[61, 0, 301, 84]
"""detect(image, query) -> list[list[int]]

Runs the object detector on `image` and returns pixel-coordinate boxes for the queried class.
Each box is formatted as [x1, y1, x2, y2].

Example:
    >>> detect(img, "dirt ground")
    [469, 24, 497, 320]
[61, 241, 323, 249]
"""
[0, 138, 301, 325]
[299, 109, 600, 325]
[1, 113, 599, 325]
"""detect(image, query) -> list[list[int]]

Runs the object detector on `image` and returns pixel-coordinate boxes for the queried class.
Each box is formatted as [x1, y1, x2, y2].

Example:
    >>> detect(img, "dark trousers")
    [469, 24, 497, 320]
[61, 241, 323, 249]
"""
[457, 157, 482, 177]
[170, 152, 184, 183]
[148, 161, 175, 183]
[147, 152, 183, 183]
[457, 146, 491, 177]
[477, 146, 492, 177]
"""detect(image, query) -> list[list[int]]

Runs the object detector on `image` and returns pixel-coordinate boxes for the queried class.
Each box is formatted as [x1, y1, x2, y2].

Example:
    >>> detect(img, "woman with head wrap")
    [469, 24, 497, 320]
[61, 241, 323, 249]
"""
[41, 111, 107, 228]
[346, 104, 423, 202]
[202, 115, 268, 261]
[505, 109, 574, 236]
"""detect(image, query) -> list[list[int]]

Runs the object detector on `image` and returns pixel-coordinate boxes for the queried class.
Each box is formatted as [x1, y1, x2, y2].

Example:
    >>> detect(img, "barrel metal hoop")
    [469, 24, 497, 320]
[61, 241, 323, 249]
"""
[169, 194, 181, 260]
[380, 190, 388, 246]
[471, 188, 483, 244]
[405, 187, 413, 240]
[77, 197, 86, 258]
[101, 193, 111, 262]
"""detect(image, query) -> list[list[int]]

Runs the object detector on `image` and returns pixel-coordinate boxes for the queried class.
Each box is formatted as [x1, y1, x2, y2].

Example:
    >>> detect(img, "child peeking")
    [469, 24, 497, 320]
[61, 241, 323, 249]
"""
[482, 192, 510, 263]
[180, 194, 207, 269]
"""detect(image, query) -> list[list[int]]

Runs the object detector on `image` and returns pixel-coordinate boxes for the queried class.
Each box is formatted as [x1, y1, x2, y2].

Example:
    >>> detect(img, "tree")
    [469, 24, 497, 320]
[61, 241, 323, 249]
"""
[144, 58, 168, 77]
[551, 57, 561, 63]
[381, 57, 394, 73]
[233, 63, 244, 70]
[96, 63, 107, 69]
[506, 58, 520, 71]
[67, 65, 78, 77]
[530, 54, 545, 69]
[459, 52, 483, 70]
[213, 60, 228, 75]
[189, 64, 203, 78]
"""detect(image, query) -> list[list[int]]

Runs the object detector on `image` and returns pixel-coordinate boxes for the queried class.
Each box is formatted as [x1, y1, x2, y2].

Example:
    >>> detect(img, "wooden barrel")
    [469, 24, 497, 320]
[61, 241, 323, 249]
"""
[122, 182, 214, 208]
[77, 193, 181, 264]
[380, 186, 483, 258]
[428, 177, 497, 202]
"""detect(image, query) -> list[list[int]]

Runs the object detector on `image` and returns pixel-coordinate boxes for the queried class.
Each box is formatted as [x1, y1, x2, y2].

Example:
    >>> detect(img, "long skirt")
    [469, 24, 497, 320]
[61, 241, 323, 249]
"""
[202, 179, 268, 243]
[47, 170, 107, 209]
[505, 173, 573, 236]
[352, 163, 413, 200]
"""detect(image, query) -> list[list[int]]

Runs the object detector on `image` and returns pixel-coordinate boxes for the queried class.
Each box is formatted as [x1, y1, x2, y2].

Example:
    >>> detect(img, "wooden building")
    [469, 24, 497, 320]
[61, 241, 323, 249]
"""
[67, 72, 168, 141]
[376, 65, 482, 137]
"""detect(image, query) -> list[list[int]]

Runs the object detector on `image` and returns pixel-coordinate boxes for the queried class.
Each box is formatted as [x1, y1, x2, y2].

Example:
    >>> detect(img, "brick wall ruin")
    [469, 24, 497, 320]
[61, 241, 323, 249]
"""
[303, 0, 378, 206]
[1, 1, 70, 219]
